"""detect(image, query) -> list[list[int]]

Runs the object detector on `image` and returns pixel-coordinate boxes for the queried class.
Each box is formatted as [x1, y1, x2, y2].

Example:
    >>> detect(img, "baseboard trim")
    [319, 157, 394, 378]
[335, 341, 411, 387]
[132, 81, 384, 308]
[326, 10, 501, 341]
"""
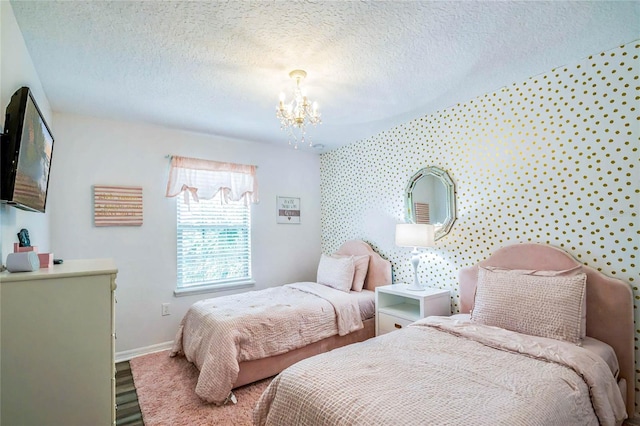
[115, 341, 173, 362]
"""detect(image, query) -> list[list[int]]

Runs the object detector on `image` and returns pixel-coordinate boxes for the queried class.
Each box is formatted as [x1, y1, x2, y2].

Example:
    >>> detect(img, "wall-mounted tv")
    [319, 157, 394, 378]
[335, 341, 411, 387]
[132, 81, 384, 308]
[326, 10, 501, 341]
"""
[1, 87, 54, 213]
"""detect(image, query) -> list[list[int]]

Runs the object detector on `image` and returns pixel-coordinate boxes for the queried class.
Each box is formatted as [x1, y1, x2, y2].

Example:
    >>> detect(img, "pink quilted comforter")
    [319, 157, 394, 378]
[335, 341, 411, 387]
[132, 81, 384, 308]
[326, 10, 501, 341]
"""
[170, 282, 363, 404]
[254, 316, 626, 426]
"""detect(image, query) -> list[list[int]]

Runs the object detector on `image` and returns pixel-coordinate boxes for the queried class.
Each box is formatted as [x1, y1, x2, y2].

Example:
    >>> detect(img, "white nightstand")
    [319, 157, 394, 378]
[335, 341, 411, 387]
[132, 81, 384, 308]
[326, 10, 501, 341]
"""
[375, 284, 450, 336]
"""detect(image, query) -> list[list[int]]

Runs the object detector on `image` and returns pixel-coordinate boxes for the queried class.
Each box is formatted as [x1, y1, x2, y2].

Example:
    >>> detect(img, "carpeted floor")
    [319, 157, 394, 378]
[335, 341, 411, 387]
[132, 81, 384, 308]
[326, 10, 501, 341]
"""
[129, 350, 271, 426]
[124, 351, 640, 425]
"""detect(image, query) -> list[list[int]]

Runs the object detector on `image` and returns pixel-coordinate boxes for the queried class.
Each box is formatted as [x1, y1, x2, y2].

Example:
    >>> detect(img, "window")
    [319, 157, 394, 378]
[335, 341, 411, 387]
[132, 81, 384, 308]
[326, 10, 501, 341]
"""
[165, 155, 258, 295]
[176, 192, 252, 293]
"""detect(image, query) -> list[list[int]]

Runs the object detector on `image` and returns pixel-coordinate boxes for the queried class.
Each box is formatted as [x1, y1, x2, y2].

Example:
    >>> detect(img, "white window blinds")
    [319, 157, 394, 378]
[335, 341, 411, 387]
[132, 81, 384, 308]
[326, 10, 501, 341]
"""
[176, 193, 251, 288]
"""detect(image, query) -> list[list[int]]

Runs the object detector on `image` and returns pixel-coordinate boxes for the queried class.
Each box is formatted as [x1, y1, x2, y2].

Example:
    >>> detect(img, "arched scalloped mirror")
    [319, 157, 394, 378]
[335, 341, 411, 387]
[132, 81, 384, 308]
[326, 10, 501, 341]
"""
[404, 166, 456, 240]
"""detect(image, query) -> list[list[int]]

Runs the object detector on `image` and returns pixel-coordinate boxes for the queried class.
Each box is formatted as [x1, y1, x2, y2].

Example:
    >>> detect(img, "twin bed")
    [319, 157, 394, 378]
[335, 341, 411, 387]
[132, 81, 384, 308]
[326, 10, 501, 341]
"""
[253, 243, 634, 426]
[170, 240, 392, 404]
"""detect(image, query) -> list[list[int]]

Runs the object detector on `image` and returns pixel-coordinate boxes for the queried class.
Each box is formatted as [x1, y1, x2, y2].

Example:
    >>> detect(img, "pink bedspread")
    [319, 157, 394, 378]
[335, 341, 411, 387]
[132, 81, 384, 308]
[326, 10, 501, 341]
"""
[170, 282, 363, 404]
[254, 316, 626, 425]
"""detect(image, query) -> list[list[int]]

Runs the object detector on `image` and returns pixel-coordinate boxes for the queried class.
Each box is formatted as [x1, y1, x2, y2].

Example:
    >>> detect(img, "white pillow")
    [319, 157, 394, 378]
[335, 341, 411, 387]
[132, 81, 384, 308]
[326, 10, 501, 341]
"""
[317, 254, 355, 293]
[331, 254, 370, 291]
[471, 267, 587, 344]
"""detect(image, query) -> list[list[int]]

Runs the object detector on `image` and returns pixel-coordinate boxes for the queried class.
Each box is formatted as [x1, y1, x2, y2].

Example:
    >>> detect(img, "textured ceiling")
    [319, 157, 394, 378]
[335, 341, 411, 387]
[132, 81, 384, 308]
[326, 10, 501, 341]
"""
[9, 1, 640, 153]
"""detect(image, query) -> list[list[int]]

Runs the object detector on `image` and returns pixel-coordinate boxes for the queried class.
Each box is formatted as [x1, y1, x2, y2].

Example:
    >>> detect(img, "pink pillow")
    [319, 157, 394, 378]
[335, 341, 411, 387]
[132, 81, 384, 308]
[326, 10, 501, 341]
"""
[332, 254, 370, 291]
[317, 254, 355, 293]
[478, 265, 586, 339]
[481, 265, 583, 277]
[471, 267, 587, 344]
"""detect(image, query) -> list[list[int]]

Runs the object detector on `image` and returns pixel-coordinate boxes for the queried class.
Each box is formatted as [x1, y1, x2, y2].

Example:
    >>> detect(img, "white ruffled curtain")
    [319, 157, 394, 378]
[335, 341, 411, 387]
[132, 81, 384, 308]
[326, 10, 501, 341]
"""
[165, 155, 259, 204]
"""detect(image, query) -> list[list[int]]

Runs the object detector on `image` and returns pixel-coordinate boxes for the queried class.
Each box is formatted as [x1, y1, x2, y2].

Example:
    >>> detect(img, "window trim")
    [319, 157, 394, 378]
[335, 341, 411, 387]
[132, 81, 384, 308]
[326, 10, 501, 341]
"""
[173, 279, 255, 297]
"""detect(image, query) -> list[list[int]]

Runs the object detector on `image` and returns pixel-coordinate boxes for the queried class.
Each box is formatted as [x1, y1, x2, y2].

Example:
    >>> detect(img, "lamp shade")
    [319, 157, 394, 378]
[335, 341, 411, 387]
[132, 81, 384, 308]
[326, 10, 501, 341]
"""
[395, 223, 435, 248]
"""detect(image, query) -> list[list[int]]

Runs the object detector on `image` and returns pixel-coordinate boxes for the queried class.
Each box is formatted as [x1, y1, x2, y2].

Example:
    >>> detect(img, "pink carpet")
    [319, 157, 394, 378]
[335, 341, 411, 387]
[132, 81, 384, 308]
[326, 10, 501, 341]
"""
[129, 350, 271, 426]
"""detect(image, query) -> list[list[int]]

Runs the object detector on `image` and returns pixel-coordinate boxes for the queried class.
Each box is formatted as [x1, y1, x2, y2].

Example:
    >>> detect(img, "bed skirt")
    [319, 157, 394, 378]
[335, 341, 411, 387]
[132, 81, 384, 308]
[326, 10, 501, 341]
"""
[234, 317, 375, 388]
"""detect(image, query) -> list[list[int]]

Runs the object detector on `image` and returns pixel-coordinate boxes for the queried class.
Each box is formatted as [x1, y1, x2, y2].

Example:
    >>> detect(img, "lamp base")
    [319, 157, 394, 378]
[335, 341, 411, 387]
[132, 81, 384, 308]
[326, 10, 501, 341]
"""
[406, 283, 423, 291]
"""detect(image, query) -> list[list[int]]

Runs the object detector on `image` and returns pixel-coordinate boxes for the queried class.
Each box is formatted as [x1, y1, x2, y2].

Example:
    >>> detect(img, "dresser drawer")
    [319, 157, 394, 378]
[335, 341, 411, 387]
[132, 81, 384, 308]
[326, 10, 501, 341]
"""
[378, 313, 413, 335]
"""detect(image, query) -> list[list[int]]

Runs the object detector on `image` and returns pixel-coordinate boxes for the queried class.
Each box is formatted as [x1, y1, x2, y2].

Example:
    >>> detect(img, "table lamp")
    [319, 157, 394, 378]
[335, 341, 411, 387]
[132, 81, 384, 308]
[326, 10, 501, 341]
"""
[395, 223, 435, 291]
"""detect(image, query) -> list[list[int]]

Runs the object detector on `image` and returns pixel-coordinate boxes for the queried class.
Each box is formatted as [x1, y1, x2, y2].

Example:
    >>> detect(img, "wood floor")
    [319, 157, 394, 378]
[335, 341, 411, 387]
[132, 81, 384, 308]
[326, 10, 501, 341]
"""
[116, 361, 144, 426]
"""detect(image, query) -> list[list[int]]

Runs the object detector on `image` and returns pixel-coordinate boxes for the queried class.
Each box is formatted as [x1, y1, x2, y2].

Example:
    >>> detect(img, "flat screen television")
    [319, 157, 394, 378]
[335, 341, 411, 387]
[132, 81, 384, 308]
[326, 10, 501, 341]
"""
[1, 87, 54, 213]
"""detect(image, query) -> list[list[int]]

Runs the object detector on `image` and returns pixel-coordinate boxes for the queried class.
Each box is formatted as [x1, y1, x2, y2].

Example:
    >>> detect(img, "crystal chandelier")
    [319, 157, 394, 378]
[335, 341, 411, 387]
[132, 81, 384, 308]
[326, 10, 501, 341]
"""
[276, 69, 322, 149]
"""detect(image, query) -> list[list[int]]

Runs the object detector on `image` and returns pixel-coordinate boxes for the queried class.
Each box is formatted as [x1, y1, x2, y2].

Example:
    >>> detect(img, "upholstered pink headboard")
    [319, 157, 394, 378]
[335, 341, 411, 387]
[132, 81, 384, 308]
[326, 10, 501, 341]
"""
[335, 240, 392, 291]
[458, 243, 635, 415]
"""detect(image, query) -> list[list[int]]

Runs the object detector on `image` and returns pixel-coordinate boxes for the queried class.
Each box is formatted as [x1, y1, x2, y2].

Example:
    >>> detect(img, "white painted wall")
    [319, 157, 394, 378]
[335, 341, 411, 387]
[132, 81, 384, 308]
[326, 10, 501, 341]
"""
[3, 0, 320, 357]
[0, 2, 53, 266]
[48, 112, 321, 353]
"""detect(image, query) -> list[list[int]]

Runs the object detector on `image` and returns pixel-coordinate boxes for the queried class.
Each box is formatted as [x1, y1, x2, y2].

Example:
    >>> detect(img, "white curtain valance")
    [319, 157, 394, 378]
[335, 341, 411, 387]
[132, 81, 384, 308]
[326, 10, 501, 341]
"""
[165, 155, 259, 204]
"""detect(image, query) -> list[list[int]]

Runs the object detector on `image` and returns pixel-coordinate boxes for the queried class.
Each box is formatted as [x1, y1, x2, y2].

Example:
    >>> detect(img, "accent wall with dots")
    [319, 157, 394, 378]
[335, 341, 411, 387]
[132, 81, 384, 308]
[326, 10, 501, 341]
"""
[320, 40, 639, 411]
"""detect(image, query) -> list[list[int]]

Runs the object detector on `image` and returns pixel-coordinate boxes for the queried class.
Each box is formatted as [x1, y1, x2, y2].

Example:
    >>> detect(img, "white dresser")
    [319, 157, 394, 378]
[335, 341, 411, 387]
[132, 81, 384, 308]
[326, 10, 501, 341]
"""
[0, 259, 118, 426]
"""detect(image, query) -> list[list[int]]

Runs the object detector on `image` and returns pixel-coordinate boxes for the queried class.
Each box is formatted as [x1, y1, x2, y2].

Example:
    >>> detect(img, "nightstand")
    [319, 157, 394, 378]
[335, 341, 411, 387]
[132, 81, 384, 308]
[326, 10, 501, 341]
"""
[375, 284, 450, 336]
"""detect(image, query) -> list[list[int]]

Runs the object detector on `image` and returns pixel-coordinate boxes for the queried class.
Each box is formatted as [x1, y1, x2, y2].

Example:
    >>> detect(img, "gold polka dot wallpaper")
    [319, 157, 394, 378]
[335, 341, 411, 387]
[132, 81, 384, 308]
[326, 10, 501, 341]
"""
[320, 40, 639, 412]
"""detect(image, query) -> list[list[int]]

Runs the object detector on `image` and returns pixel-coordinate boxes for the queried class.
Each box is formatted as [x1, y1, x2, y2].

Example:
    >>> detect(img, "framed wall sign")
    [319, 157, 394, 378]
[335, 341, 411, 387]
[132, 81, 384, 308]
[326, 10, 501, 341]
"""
[277, 196, 300, 224]
[94, 185, 143, 226]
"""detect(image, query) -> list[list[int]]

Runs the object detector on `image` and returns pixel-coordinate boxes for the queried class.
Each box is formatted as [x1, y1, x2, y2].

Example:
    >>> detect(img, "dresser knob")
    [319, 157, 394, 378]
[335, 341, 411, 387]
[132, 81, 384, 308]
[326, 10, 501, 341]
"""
[394, 323, 402, 329]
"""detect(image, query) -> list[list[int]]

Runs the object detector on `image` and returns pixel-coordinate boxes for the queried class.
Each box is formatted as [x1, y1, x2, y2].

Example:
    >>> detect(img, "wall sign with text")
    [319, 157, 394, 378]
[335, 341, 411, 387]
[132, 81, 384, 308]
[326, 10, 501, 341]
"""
[94, 185, 143, 226]
[277, 196, 300, 224]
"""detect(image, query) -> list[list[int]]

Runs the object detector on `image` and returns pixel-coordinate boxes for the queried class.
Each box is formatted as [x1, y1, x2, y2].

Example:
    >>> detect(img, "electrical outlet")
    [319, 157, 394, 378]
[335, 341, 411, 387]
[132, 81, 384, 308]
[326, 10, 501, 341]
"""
[161, 303, 171, 316]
